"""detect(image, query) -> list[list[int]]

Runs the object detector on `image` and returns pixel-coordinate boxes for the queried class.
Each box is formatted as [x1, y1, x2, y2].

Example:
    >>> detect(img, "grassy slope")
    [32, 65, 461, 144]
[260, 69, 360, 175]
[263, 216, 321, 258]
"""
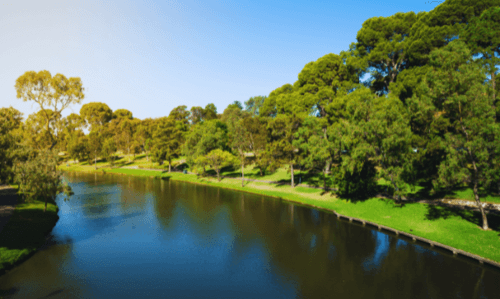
[0, 194, 59, 276]
[61, 165, 500, 263]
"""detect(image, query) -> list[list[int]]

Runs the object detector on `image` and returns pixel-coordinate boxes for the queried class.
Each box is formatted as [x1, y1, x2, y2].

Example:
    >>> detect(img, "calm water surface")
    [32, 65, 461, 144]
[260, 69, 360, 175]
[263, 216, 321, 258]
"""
[1, 172, 499, 298]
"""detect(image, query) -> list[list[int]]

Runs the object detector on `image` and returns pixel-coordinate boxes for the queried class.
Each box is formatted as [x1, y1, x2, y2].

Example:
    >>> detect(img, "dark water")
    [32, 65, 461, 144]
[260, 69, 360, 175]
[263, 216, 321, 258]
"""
[1, 172, 499, 299]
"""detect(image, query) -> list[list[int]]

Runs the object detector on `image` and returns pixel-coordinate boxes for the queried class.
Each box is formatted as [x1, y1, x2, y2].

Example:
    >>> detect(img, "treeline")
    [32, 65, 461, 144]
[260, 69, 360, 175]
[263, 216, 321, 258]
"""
[1, 0, 499, 228]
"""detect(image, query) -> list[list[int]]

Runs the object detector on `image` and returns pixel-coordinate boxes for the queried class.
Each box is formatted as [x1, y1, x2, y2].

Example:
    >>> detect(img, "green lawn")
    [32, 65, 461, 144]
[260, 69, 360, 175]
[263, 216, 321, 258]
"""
[62, 166, 500, 264]
[0, 190, 59, 276]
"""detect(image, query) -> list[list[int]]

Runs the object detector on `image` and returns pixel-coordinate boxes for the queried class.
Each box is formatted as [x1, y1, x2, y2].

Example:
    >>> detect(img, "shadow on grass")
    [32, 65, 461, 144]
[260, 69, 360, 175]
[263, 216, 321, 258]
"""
[425, 204, 500, 232]
[0, 287, 19, 298]
[0, 194, 59, 277]
[0, 203, 59, 251]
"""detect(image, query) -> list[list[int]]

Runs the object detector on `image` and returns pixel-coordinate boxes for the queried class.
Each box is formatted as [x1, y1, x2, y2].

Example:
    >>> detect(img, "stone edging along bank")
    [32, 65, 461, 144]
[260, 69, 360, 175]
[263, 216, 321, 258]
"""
[78, 169, 500, 270]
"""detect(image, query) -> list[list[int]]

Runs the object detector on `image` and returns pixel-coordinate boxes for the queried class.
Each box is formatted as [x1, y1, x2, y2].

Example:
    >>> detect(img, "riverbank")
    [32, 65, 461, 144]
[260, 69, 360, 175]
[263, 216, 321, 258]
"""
[0, 186, 59, 278]
[60, 165, 500, 266]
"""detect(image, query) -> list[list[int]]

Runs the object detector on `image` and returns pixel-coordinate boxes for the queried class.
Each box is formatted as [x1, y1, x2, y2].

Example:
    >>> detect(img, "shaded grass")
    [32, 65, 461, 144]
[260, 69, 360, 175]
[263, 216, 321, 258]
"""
[80, 167, 500, 263]
[0, 189, 59, 276]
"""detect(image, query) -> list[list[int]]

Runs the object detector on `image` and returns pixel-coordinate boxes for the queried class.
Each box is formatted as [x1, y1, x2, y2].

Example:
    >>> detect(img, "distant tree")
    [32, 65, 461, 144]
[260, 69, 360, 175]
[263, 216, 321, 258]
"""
[88, 131, 103, 169]
[15, 70, 85, 149]
[268, 114, 303, 187]
[221, 102, 248, 133]
[190, 106, 204, 125]
[196, 149, 239, 181]
[80, 102, 112, 133]
[229, 117, 252, 187]
[112, 109, 133, 120]
[169, 105, 191, 125]
[135, 118, 155, 161]
[243, 116, 270, 176]
[203, 103, 218, 121]
[182, 120, 229, 173]
[151, 117, 184, 172]
[131, 141, 142, 160]
[66, 131, 90, 163]
[227, 101, 243, 110]
[115, 118, 139, 161]
[102, 138, 117, 166]
[244, 96, 267, 116]
[260, 84, 294, 117]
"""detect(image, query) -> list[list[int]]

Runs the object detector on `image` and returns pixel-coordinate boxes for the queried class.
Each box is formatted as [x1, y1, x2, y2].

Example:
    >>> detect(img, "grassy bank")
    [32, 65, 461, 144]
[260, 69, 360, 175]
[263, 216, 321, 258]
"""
[61, 165, 500, 264]
[0, 187, 59, 277]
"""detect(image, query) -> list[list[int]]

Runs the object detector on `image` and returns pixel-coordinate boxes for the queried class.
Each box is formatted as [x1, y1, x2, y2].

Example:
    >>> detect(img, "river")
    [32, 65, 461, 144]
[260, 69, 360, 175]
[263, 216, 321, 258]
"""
[0, 172, 499, 298]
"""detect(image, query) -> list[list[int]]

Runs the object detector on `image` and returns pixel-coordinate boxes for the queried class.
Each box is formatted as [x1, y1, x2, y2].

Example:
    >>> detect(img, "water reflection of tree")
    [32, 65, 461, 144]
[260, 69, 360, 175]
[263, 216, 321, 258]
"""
[65, 174, 499, 298]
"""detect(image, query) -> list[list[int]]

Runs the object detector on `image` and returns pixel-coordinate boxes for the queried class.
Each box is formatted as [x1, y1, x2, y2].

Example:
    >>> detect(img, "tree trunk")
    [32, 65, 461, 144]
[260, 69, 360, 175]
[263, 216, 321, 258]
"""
[390, 174, 400, 202]
[325, 159, 331, 175]
[94, 150, 97, 170]
[472, 166, 489, 230]
[323, 167, 327, 190]
[291, 163, 295, 188]
[492, 72, 496, 110]
[216, 169, 221, 181]
[168, 160, 172, 173]
[241, 159, 245, 187]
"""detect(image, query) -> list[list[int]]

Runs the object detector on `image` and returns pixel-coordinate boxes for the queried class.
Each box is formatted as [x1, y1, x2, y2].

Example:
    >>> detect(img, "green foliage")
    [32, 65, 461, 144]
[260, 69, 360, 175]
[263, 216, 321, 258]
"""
[102, 138, 117, 166]
[151, 117, 185, 171]
[268, 114, 303, 187]
[406, 0, 499, 66]
[0, 107, 23, 184]
[66, 131, 90, 163]
[203, 103, 218, 121]
[80, 102, 112, 132]
[329, 88, 378, 198]
[244, 96, 266, 116]
[295, 53, 358, 117]
[182, 119, 229, 170]
[369, 94, 415, 199]
[13, 149, 73, 212]
[460, 6, 500, 115]
[88, 131, 103, 169]
[168, 105, 191, 124]
[196, 149, 239, 181]
[355, 12, 419, 95]
[260, 84, 294, 117]
[243, 116, 270, 176]
[296, 116, 334, 189]
[422, 40, 499, 229]
[112, 109, 133, 120]
[15, 70, 85, 148]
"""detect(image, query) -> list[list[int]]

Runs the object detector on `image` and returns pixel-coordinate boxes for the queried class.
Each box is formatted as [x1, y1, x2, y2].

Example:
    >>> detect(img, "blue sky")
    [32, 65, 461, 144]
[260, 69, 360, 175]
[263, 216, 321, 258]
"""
[0, 0, 441, 120]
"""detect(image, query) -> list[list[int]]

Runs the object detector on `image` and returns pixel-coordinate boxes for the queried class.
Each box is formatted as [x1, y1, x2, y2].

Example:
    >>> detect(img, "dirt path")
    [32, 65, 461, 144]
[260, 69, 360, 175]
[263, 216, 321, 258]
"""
[0, 185, 17, 234]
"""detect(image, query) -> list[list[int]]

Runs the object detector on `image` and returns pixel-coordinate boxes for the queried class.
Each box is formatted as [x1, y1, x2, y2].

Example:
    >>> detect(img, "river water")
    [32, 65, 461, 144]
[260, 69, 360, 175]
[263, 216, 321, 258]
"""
[0, 172, 499, 298]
